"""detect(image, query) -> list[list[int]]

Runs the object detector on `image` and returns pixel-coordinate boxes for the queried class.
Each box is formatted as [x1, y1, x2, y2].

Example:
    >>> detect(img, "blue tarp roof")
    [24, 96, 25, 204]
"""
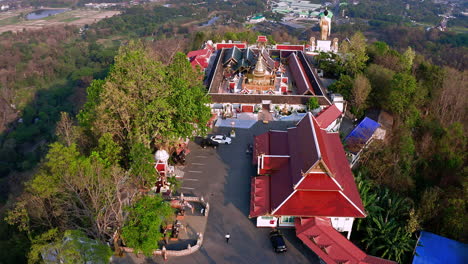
[413, 231, 468, 264]
[343, 117, 380, 154]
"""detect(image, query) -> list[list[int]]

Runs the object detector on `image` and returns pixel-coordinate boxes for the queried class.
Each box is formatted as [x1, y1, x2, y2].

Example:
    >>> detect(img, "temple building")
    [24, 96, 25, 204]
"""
[250, 113, 396, 264]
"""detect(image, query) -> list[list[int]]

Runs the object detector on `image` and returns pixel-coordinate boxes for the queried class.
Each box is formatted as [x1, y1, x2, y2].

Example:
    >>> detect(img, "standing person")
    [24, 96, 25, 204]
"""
[225, 233, 231, 243]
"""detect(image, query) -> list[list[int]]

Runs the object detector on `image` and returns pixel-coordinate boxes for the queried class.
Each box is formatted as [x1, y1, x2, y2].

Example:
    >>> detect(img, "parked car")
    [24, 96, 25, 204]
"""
[270, 229, 287, 253]
[210, 135, 232, 144]
[200, 138, 219, 149]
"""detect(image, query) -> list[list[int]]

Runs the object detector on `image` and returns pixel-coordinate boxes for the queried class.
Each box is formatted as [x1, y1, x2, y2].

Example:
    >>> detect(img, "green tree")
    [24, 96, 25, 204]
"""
[95, 133, 122, 167]
[121, 195, 174, 256]
[91, 41, 173, 148]
[341, 32, 369, 76]
[366, 64, 394, 107]
[165, 52, 211, 141]
[329, 75, 353, 100]
[401, 47, 415, 73]
[84, 41, 210, 151]
[28, 228, 60, 264]
[307, 97, 319, 111]
[385, 73, 417, 115]
[129, 142, 158, 187]
[77, 79, 105, 129]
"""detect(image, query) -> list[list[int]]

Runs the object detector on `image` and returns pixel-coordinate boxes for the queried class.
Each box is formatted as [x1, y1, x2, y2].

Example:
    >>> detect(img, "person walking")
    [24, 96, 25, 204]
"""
[225, 233, 231, 243]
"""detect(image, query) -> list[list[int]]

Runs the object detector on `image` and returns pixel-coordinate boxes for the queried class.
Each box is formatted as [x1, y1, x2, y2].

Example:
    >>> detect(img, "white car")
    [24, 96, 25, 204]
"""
[210, 135, 232, 144]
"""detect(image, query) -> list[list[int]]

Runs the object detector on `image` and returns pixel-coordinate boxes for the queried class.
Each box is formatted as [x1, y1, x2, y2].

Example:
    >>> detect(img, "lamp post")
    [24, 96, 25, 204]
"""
[230, 121, 236, 138]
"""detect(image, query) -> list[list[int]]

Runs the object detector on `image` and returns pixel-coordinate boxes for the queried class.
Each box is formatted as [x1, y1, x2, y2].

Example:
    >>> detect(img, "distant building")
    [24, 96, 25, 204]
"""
[344, 117, 384, 167]
[204, 41, 331, 117]
[186, 41, 215, 72]
[249, 14, 266, 23]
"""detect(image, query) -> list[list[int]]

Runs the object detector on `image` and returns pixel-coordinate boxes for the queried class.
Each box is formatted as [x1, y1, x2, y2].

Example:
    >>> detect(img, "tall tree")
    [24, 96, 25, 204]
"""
[351, 74, 372, 117]
[165, 52, 211, 144]
[81, 41, 211, 151]
[7, 142, 135, 242]
[341, 32, 369, 76]
[91, 41, 173, 149]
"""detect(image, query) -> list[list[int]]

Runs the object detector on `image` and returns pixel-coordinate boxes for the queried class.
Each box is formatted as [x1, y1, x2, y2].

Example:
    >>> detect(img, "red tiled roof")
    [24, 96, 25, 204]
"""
[253, 113, 365, 218]
[316, 104, 342, 129]
[274, 190, 365, 217]
[249, 176, 270, 218]
[261, 156, 289, 172]
[187, 48, 211, 58]
[296, 173, 342, 191]
[314, 119, 365, 216]
[295, 217, 397, 264]
[276, 44, 305, 51]
[253, 133, 269, 164]
[288, 114, 320, 185]
[216, 43, 247, 50]
[288, 53, 313, 95]
[190, 57, 208, 70]
[257, 35, 268, 42]
[270, 163, 293, 210]
[269, 131, 289, 155]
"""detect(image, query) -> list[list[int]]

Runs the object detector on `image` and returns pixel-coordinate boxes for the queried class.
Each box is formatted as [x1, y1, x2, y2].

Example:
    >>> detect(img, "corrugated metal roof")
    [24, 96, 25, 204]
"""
[413, 231, 468, 264]
[344, 117, 380, 154]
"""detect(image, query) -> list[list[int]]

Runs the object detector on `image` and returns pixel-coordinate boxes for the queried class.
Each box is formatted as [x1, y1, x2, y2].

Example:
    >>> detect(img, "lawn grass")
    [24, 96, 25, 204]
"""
[60, 17, 80, 22]
[0, 15, 22, 26]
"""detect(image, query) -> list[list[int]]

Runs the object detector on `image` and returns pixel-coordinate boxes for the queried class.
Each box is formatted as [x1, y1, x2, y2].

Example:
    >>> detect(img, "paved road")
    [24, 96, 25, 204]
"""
[168, 121, 319, 264]
[114, 121, 320, 264]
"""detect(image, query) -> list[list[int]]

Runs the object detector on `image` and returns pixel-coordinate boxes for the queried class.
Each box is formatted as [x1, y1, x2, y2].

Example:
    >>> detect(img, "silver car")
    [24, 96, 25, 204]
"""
[210, 135, 232, 144]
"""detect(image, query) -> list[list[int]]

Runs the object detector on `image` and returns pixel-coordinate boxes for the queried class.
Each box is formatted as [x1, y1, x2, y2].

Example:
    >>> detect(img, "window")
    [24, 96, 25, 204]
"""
[281, 216, 295, 223]
[345, 218, 350, 221]
[261, 216, 274, 220]
[334, 218, 339, 220]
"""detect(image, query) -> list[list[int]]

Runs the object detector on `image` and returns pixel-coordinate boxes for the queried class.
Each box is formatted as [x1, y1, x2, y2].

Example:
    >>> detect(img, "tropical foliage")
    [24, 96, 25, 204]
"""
[356, 174, 416, 263]
[323, 32, 467, 262]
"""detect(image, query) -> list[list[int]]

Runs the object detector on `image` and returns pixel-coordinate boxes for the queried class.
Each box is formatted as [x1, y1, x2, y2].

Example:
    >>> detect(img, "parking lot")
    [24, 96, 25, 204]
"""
[113, 121, 321, 263]
[162, 121, 320, 264]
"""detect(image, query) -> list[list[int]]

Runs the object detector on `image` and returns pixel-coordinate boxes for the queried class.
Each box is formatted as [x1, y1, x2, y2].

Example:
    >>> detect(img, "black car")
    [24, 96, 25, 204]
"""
[200, 138, 219, 149]
[270, 229, 287, 253]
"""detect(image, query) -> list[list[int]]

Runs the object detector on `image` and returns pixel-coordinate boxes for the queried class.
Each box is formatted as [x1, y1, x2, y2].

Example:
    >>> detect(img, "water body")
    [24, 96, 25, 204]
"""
[201, 16, 220, 27]
[26, 9, 68, 20]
